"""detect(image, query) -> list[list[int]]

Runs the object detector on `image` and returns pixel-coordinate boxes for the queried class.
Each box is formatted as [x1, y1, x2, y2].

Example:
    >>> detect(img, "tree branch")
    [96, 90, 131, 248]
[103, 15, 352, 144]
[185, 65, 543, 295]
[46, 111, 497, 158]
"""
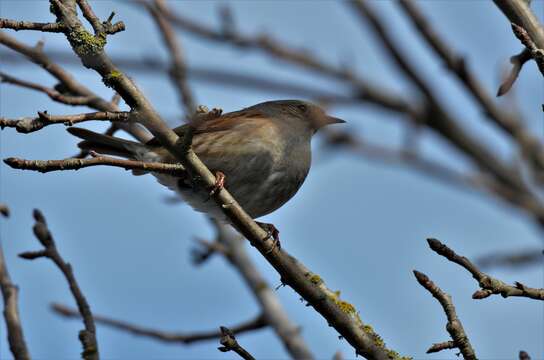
[1, 111, 130, 133]
[0, 31, 151, 143]
[427, 238, 544, 300]
[0, 205, 31, 360]
[398, 0, 544, 178]
[145, 0, 196, 115]
[0, 19, 66, 32]
[413, 270, 477, 360]
[426, 340, 455, 354]
[511, 23, 544, 75]
[19, 209, 98, 359]
[217, 326, 256, 360]
[51, 303, 267, 344]
[493, 0, 544, 50]
[1, 71, 95, 105]
[4, 153, 186, 175]
[206, 221, 314, 359]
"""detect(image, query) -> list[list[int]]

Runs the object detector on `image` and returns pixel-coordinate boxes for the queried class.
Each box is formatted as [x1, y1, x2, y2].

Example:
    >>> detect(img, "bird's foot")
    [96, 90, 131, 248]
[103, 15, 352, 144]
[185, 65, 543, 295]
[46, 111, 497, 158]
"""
[209, 171, 225, 196]
[256, 221, 281, 253]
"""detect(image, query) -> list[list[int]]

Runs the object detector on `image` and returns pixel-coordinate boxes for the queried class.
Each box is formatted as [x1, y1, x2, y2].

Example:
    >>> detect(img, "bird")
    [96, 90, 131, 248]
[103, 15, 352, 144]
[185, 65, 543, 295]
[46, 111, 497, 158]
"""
[67, 99, 345, 245]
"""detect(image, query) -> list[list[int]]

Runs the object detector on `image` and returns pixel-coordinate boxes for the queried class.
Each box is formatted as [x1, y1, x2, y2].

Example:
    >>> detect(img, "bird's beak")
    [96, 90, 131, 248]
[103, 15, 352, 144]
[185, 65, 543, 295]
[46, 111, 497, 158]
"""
[325, 116, 346, 125]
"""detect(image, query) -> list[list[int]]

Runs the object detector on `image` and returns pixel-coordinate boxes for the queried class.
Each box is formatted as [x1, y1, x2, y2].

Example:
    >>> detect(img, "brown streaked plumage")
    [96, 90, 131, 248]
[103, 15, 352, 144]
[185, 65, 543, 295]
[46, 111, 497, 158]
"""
[67, 100, 345, 223]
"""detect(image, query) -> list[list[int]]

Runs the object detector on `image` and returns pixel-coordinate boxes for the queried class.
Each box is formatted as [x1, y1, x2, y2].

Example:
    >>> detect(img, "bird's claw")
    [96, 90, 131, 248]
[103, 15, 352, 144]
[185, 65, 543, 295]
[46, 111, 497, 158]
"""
[256, 222, 281, 253]
[209, 171, 225, 196]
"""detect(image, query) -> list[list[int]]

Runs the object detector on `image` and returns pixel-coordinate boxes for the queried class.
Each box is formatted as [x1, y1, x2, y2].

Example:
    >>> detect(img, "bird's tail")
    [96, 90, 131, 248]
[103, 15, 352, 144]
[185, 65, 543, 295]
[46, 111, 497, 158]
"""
[66, 127, 150, 159]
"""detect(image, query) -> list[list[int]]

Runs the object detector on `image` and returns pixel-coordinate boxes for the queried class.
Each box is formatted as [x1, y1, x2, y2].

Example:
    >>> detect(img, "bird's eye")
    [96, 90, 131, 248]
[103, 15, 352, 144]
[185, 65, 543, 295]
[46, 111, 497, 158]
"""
[297, 104, 307, 112]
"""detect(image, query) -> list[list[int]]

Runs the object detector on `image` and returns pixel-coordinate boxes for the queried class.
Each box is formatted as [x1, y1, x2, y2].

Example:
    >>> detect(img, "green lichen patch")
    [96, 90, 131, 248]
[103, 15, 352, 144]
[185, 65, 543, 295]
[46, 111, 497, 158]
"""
[103, 70, 122, 88]
[308, 274, 322, 285]
[68, 27, 106, 56]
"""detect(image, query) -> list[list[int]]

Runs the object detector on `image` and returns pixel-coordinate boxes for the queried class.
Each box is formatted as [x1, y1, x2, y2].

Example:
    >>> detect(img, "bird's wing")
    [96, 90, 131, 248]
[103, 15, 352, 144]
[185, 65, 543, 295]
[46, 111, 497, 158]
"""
[145, 108, 267, 147]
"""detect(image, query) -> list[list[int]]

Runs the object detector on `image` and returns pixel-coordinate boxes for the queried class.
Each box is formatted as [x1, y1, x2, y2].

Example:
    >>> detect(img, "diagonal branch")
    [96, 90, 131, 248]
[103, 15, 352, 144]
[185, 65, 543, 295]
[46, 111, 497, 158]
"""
[398, 0, 544, 178]
[19, 209, 98, 360]
[51, 303, 267, 344]
[0, 206, 31, 360]
[206, 221, 314, 359]
[145, 0, 196, 115]
[493, 0, 544, 50]
[510, 23, 544, 75]
[427, 238, 544, 300]
[413, 270, 477, 360]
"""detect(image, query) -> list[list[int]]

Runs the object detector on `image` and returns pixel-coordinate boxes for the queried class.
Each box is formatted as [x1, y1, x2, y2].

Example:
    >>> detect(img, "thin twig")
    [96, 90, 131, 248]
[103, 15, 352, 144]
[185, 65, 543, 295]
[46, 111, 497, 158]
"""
[218, 326, 256, 360]
[427, 238, 544, 300]
[426, 340, 456, 354]
[146, 0, 196, 115]
[413, 270, 477, 360]
[475, 248, 543, 270]
[1, 111, 130, 133]
[0, 19, 66, 32]
[511, 23, 544, 75]
[51, 303, 267, 344]
[4, 154, 186, 175]
[19, 209, 98, 360]
[1, 71, 95, 105]
[0, 205, 31, 360]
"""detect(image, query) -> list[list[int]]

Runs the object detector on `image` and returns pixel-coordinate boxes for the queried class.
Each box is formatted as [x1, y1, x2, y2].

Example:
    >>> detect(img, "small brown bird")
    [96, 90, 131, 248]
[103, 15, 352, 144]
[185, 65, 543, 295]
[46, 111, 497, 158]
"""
[67, 100, 345, 241]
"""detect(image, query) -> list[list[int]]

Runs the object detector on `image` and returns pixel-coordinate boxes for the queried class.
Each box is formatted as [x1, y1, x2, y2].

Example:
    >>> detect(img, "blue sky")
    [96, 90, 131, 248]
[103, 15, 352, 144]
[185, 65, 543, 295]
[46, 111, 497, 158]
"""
[1, 1, 543, 359]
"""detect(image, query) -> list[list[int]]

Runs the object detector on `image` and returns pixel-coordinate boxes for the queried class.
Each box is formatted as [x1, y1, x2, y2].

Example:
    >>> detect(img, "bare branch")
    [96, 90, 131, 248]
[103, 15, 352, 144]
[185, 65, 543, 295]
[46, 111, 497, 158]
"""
[0, 19, 66, 32]
[427, 238, 544, 300]
[0, 205, 31, 360]
[475, 248, 543, 270]
[0, 32, 151, 143]
[413, 270, 477, 360]
[1, 71, 95, 105]
[218, 326, 256, 360]
[146, 0, 196, 115]
[4, 154, 185, 175]
[398, 0, 544, 178]
[211, 221, 314, 359]
[19, 209, 98, 359]
[511, 23, 544, 75]
[51, 303, 267, 344]
[426, 340, 455, 354]
[1, 111, 130, 133]
[493, 0, 544, 50]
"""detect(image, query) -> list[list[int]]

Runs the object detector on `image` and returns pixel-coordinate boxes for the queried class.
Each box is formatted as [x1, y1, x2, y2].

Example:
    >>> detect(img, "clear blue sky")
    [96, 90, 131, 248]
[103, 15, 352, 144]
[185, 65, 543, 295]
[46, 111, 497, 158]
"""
[1, 1, 542, 359]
